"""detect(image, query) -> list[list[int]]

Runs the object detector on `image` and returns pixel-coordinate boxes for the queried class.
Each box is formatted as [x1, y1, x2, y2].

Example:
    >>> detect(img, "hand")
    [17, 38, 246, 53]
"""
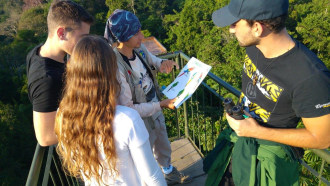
[160, 60, 179, 74]
[225, 113, 261, 137]
[160, 98, 177, 109]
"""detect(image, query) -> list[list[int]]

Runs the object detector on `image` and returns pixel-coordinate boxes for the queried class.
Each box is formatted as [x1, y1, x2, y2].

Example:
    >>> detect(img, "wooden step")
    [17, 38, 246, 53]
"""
[170, 138, 207, 185]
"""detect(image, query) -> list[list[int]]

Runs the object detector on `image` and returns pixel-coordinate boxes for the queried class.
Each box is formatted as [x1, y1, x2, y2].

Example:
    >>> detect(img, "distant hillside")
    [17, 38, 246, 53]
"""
[0, 0, 43, 36]
[23, 0, 43, 10]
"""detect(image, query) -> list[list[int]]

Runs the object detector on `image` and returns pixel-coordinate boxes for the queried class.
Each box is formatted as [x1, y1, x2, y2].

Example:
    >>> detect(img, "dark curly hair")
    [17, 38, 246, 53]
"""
[246, 14, 288, 34]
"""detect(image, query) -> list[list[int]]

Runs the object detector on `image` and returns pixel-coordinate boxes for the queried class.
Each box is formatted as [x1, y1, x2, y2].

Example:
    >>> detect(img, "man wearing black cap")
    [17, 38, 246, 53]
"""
[210, 0, 330, 185]
[104, 10, 191, 185]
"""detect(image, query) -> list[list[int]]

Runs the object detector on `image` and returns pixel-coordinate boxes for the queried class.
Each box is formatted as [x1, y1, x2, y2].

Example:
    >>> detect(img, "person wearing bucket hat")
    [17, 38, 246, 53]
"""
[104, 10, 192, 185]
[205, 0, 330, 185]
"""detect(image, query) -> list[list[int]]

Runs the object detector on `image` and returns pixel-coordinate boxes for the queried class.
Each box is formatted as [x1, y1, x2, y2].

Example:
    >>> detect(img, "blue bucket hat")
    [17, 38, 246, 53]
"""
[105, 9, 141, 43]
[212, 0, 289, 27]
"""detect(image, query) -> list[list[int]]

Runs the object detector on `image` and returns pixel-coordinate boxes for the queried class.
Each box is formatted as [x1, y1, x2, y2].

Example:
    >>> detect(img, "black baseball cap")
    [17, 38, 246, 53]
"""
[212, 0, 289, 27]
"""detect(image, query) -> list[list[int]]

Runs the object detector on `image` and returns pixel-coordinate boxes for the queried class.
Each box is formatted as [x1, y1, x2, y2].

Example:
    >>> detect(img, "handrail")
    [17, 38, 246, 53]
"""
[26, 144, 46, 186]
[26, 51, 329, 185]
[311, 149, 330, 164]
[26, 144, 80, 186]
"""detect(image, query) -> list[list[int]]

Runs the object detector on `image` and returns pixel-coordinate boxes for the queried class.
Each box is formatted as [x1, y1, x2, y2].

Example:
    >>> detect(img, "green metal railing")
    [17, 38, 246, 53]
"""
[26, 144, 81, 186]
[26, 51, 329, 185]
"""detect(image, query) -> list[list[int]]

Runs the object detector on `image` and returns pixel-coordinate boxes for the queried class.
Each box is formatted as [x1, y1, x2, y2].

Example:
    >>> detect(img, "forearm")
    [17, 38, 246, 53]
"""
[128, 101, 162, 117]
[251, 126, 328, 149]
[227, 114, 330, 149]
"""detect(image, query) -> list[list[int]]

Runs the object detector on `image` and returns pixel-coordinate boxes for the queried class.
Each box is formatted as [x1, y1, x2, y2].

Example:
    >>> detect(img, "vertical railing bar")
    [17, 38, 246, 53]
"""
[211, 117, 215, 147]
[49, 171, 56, 186]
[317, 159, 325, 186]
[69, 176, 76, 186]
[183, 101, 189, 138]
[210, 92, 215, 147]
[175, 55, 180, 138]
[26, 144, 46, 186]
[52, 155, 66, 186]
[190, 97, 195, 142]
[179, 54, 189, 138]
[196, 90, 201, 151]
[203, 86, 207, 153]
[76, 178, 81, 186]
[42, 145, 54, 186]
[218, 85, 222, 134]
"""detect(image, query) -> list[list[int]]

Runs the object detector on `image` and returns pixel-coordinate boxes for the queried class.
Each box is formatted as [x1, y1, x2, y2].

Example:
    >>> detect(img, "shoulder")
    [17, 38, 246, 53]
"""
[27, 44, 65, 84]
[114, 106, 142, 124]
[293, 41, 327, 72]
[27, 44, 43, 62]
[273, 40, 329, 86]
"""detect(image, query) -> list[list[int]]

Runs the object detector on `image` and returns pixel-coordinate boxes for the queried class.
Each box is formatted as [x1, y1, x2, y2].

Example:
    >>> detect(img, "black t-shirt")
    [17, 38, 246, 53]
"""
[26, 44, 65, 112]
[241, 39, 330, 128]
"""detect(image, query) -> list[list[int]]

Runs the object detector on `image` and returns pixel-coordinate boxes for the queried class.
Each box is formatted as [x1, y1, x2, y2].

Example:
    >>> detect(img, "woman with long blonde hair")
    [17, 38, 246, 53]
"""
[55, 35, 166, 185]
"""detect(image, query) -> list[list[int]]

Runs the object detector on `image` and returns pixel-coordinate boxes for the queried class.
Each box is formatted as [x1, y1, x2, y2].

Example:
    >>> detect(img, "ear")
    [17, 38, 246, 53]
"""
[252, 22, 264, 37]
[56, 27, 65, 40]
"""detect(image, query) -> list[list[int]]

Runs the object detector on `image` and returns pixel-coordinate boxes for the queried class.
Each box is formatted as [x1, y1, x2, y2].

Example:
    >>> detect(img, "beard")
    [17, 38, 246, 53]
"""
[237, 33, 260, 47]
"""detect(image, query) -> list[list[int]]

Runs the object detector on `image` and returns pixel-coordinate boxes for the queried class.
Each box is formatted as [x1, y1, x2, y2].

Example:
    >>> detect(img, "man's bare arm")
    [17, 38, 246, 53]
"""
[226, 113, 330, 149]
[33, 111, 58, 146]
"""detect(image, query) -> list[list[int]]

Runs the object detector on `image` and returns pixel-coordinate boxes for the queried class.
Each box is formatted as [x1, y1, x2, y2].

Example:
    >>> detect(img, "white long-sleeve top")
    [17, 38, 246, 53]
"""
[84, 106, 166, 186]
[117, 49, 164, 118]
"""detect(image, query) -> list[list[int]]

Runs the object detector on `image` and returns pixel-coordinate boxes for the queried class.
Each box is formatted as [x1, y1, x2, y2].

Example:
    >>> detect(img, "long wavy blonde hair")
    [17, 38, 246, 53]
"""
[55, 35, 120, 184]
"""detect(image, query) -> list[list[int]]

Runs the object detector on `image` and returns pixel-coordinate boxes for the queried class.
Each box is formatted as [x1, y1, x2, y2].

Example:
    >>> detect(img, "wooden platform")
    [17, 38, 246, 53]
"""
[170, 138, 207, 185]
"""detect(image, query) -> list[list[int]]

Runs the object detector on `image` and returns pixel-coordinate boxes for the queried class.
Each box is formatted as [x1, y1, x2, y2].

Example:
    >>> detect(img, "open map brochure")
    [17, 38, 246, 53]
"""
[162, 57, 211, 108]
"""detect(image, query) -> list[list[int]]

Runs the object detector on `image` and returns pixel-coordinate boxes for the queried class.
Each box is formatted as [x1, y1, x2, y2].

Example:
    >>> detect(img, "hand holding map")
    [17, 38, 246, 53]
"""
[162, 57, 211, 108]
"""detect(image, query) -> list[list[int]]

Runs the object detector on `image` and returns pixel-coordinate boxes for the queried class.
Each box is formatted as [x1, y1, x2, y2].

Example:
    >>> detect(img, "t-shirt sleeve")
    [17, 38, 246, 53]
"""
[292, 73, 330, 118]
[29, 76, 63, 112]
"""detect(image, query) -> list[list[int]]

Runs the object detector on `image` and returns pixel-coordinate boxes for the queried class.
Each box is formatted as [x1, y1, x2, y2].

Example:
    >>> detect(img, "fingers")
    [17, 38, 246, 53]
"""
[161, 60, 179, 74]
[172, 61, 179, 70]
[168, 98, 177, 109]
[160, 98, 178, 109]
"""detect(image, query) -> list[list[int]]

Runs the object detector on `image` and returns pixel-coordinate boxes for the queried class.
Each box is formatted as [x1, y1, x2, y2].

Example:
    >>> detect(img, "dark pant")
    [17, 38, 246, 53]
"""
[219, 160, 234, 186]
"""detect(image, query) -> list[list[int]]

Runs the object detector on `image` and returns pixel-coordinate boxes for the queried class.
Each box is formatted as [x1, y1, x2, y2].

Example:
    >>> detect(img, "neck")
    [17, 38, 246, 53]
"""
[117, 43, 134, 59]
[256, 28, 295, 58]
[40, 37, 66, 63]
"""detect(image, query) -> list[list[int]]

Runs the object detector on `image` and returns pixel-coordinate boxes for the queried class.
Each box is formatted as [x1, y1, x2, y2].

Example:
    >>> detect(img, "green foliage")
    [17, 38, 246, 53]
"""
[287, 0, 329, 68]
[300, 150, 330, 185]
[18, 5, 48, 37]
[163, 0, 243, 89]
[78, 0, 109, 35]
[105, 0, 131, 17]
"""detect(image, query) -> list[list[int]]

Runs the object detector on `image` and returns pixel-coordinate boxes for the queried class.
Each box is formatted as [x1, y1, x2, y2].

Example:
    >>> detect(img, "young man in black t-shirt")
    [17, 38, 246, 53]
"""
[211, 0, 329, 185]
[27, 1, 93, 146]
